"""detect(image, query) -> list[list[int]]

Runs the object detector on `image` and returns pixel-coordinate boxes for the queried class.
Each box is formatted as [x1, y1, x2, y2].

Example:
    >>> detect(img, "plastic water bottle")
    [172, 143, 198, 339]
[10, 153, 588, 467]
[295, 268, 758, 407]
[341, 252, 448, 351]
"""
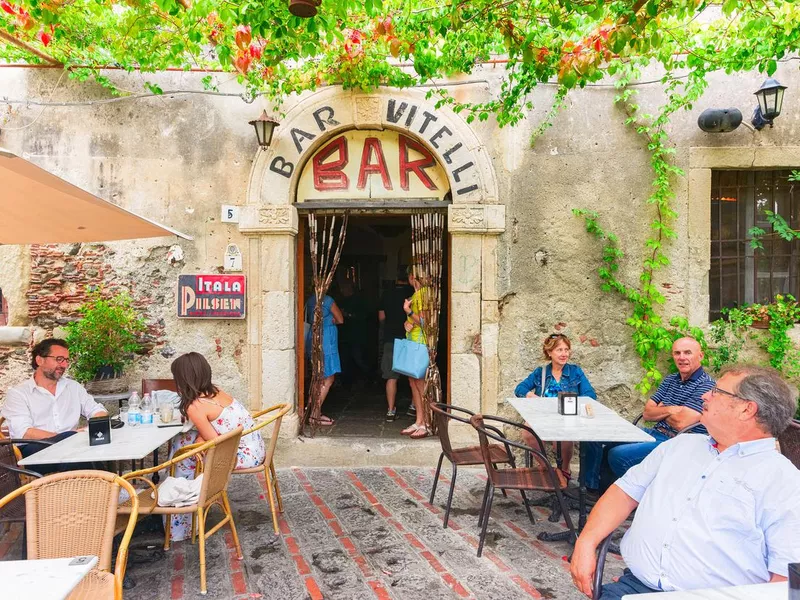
[141, 393, 154, 425]
[128, 391, 141, 427]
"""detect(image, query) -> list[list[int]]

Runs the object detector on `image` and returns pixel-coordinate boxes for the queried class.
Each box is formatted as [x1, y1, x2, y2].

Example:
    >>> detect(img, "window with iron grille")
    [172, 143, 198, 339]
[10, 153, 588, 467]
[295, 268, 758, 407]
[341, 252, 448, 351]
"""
[710, 169, 800, 321]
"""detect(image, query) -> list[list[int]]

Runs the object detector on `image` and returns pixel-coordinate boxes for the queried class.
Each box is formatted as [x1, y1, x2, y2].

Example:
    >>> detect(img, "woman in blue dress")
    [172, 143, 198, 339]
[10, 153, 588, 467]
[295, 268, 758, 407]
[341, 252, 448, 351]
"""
[304, 294, 344, 425]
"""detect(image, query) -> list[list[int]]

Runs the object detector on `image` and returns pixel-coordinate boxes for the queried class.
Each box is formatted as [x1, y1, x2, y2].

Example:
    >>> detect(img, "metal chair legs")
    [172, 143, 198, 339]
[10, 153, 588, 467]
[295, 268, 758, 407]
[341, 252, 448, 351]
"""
[443, 462, 457, 528]
[476, 483, 495, 557]
[430, 452, 444, 504]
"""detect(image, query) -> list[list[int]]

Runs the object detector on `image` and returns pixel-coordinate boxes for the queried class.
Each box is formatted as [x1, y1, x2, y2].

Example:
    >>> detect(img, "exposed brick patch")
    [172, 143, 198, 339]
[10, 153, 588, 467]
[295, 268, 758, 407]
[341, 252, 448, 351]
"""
[304, 576, 324, 600]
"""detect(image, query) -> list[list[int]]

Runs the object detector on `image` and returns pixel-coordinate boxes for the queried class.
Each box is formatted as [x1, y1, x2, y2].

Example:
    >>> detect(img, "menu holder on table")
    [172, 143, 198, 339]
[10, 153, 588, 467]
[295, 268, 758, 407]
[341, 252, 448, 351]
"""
[790, 563, 799, 600]
[88, 415, 112, 446]
[557, 391, 578, 416]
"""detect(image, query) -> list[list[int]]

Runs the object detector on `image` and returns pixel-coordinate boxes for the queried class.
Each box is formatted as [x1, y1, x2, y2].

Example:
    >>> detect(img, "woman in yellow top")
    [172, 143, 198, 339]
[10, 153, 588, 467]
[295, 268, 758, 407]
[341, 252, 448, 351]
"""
[401, 270, 431, 439]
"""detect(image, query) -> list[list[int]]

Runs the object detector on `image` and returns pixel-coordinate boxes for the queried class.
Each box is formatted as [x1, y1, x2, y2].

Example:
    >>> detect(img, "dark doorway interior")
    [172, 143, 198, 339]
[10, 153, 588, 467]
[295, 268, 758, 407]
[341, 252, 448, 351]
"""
[299, 213, 449, 437]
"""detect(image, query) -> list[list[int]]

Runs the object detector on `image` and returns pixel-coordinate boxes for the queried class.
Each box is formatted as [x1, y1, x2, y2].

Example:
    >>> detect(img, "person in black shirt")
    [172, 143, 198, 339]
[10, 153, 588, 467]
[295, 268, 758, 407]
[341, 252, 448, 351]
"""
[378, 266, 415, 421]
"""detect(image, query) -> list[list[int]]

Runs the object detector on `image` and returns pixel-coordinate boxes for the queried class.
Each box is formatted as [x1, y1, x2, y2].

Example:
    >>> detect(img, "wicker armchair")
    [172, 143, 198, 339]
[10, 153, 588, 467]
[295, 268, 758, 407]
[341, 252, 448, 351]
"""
[469, 413, 576, 557]
[119, 427, 244, 595]
[0, 470, 139, 600]
[778, 419, 800, 469]
[428, 403, 513, 529]
[231, 403, 290, 535]
[0, 438, 49, 556]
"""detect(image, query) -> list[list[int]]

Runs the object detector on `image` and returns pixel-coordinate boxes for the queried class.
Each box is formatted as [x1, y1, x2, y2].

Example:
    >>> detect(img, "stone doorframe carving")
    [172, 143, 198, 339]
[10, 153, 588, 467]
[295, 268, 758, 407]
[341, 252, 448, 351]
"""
[239, 87, 504, 436]
[686, 146, 800, 328]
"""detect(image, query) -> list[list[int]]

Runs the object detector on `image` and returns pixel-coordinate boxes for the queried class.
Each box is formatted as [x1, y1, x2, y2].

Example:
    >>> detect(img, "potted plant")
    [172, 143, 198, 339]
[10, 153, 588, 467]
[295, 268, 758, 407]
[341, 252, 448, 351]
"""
[64, 289, 147, 390]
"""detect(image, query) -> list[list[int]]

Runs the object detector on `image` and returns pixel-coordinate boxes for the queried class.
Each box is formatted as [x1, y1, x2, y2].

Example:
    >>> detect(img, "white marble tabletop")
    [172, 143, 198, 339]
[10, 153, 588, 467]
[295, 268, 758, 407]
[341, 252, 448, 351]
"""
[19, 422, 186, 465]
[0, 555, 98, 600]
[624, 582, 788, 599]
[507, 397, 655, 443]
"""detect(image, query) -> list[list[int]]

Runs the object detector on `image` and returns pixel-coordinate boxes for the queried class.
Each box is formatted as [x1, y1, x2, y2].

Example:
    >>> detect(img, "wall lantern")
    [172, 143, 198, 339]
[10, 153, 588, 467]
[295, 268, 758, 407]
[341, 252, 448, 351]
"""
[248, 111, 280, 149]
[752, 78, 787, 130]
[697, 78, 787, 133]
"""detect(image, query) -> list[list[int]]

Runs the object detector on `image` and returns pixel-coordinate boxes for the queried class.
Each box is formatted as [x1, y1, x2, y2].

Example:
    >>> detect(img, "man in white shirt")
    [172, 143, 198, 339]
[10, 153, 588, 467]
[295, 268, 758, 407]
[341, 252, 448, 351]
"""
[2, 338, 107, 469]
[571, 364, 800, 599]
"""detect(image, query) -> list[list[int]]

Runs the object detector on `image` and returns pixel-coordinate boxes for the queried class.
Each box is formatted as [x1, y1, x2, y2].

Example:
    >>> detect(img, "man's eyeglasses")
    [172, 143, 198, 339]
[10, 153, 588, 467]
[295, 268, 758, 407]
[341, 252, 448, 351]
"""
[43, 355, 70, 364]
[710, 386, 751, 402]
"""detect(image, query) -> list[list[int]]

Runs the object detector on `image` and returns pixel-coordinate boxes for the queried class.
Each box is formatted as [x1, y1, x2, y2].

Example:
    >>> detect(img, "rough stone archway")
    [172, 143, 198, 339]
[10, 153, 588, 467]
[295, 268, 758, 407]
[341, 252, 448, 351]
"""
[239, 87, 504, 437]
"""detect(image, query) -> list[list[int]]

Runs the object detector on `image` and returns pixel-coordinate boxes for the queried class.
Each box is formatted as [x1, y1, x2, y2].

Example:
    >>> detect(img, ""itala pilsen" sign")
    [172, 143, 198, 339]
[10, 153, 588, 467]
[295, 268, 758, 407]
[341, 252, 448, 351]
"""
[177, 275, 246, 319]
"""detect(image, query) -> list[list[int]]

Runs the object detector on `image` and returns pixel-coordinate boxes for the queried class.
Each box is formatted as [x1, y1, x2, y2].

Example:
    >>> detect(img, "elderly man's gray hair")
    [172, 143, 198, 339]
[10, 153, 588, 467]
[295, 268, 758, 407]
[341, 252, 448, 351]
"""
[721, 365, 797, 437]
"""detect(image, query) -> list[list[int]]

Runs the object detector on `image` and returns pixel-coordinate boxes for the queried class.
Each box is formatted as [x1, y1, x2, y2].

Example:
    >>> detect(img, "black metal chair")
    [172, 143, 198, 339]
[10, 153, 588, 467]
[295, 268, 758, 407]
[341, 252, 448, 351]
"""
[429, 403, 514, 528]
[469, 413, 577, 557]
[592, 533, 615, 600]
[778, 418, 800, 469]
[0, 439, 48, 558]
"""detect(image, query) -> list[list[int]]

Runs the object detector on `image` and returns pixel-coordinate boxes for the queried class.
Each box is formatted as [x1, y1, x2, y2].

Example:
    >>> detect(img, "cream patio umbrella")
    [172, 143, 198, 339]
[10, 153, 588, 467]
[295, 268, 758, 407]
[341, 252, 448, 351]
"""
[0, 148, 192, 243]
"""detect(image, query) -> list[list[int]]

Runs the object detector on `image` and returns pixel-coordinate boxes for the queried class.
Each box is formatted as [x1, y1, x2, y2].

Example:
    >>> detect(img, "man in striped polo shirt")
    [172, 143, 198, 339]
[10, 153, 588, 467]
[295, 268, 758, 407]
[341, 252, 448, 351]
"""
[606, 337, 715, 479]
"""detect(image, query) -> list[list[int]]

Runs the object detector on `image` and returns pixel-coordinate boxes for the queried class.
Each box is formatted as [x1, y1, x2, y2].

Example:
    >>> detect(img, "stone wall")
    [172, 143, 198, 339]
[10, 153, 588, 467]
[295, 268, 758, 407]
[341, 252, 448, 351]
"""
[2, 62, 800, 427]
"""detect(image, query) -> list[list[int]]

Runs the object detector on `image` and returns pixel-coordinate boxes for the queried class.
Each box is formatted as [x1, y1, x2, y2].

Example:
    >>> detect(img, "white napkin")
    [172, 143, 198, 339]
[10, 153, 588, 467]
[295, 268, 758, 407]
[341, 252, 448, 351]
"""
[151, 389, 181, 407]
[155, 474, 204, 507]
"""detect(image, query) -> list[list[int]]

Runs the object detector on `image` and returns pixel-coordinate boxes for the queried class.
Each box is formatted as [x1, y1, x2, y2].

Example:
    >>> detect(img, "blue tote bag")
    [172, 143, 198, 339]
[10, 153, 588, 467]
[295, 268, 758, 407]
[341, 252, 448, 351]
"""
[392, 338, 429, 379]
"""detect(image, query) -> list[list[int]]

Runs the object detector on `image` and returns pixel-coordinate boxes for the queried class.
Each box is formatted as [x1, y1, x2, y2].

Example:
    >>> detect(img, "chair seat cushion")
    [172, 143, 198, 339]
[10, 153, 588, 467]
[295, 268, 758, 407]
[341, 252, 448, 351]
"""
[449, 443, 510, 466]
[493, 466, 568, 491]
[67, 569, 114, 600]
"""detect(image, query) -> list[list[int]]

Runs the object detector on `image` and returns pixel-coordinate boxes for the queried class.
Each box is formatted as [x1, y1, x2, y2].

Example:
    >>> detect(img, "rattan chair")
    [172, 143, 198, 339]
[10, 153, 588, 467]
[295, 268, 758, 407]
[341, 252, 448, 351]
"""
[429, 403, 514, 529]
[119, 426, 244, 595]
[0, 470, 139, 600]
[469, 413, 576, 557]
[0, 438, 49, 555]
[231, 403, 290, 535]
[778, 418, 800, 469]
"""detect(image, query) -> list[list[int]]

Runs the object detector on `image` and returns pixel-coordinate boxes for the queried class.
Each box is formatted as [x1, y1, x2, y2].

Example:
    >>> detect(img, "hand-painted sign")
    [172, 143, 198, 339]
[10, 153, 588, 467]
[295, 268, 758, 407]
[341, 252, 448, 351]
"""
[177, 275, 246, 319]
[268, 99, 479, 198]
[297, 130, 448, 201]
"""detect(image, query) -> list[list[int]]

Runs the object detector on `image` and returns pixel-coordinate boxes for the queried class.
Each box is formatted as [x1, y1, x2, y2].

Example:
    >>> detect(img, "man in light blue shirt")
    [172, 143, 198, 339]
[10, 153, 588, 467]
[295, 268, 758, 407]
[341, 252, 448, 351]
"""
[571, 365, 800, 599]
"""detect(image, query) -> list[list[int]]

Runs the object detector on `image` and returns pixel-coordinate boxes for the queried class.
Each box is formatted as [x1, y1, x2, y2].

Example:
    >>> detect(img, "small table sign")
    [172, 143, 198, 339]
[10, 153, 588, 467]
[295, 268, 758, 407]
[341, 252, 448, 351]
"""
[558, 391, 578, 415]
[790, 563, 799, 600]
[88, 415, 111, 446]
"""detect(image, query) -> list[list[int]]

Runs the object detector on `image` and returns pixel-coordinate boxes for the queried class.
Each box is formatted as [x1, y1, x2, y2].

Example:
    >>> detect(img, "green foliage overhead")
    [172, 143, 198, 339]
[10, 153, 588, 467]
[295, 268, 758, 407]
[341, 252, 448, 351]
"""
[63, 289, 147, 383]
[1, 1, 800, 124]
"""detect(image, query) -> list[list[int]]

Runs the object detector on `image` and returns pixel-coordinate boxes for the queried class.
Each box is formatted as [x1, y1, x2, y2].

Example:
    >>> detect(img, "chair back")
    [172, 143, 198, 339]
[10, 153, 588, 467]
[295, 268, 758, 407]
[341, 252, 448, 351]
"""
[0, 442, 25, 523]
[198, 427, 243, 504]
[21, 470, 132, 571]
[142, 378, 177, 395]
[778, 419, 800, 469]
[430, 403, 475, 458]
[469, 414, 504, 485]
[244, 404, 290, 469]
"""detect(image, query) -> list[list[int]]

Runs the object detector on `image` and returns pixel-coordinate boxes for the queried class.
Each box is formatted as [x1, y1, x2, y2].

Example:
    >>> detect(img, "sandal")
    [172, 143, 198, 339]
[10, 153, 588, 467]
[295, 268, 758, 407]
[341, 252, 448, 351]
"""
[410, 426, 432, 439]
[310, 415, 335, 426]
[401, 423, 422, 436]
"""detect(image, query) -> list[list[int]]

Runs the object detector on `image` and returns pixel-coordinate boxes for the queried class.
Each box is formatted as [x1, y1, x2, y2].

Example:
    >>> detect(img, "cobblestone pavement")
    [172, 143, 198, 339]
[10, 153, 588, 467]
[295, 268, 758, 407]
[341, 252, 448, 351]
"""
[0, 467, 627, 599]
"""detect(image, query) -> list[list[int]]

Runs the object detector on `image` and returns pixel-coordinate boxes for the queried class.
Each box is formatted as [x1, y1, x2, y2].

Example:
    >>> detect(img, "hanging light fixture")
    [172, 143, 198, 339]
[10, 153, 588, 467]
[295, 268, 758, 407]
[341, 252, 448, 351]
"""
[752, 78, 787, 130]
[248, 111, 280, 149]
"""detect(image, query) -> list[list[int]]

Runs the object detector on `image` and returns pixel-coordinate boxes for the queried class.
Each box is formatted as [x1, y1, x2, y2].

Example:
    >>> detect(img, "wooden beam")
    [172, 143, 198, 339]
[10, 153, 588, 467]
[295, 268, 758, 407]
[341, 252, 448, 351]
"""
[0, 31, 62, 66]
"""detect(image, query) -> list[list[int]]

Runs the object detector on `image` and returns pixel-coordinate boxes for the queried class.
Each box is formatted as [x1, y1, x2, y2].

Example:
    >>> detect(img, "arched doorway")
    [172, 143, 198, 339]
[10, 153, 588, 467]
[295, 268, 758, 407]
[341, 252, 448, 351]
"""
[240, 88, 504, 442]
[293, 128, 452, 434]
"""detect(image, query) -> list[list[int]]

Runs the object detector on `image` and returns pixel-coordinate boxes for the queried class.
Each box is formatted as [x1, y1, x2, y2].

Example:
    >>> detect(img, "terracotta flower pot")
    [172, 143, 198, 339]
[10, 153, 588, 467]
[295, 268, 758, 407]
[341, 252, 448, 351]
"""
[288, 0, 321, 18]
[751, 317, 770, 329]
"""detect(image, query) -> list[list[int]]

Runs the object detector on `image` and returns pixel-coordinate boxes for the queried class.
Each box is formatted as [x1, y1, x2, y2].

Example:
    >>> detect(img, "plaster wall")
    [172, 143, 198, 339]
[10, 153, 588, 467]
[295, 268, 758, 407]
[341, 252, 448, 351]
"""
[1, 62, 799, 431]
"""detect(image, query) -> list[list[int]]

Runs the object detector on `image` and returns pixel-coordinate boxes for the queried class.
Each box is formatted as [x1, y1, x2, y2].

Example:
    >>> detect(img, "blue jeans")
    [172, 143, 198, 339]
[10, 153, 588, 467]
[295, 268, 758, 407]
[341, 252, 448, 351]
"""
[607, 428, 672, 478]
[600, 570, 660, 599]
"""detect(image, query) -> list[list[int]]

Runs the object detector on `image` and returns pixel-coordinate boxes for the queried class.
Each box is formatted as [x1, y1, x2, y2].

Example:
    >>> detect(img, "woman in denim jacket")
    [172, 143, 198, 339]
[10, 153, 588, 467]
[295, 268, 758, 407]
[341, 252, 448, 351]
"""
[515, 333, 596, 480]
